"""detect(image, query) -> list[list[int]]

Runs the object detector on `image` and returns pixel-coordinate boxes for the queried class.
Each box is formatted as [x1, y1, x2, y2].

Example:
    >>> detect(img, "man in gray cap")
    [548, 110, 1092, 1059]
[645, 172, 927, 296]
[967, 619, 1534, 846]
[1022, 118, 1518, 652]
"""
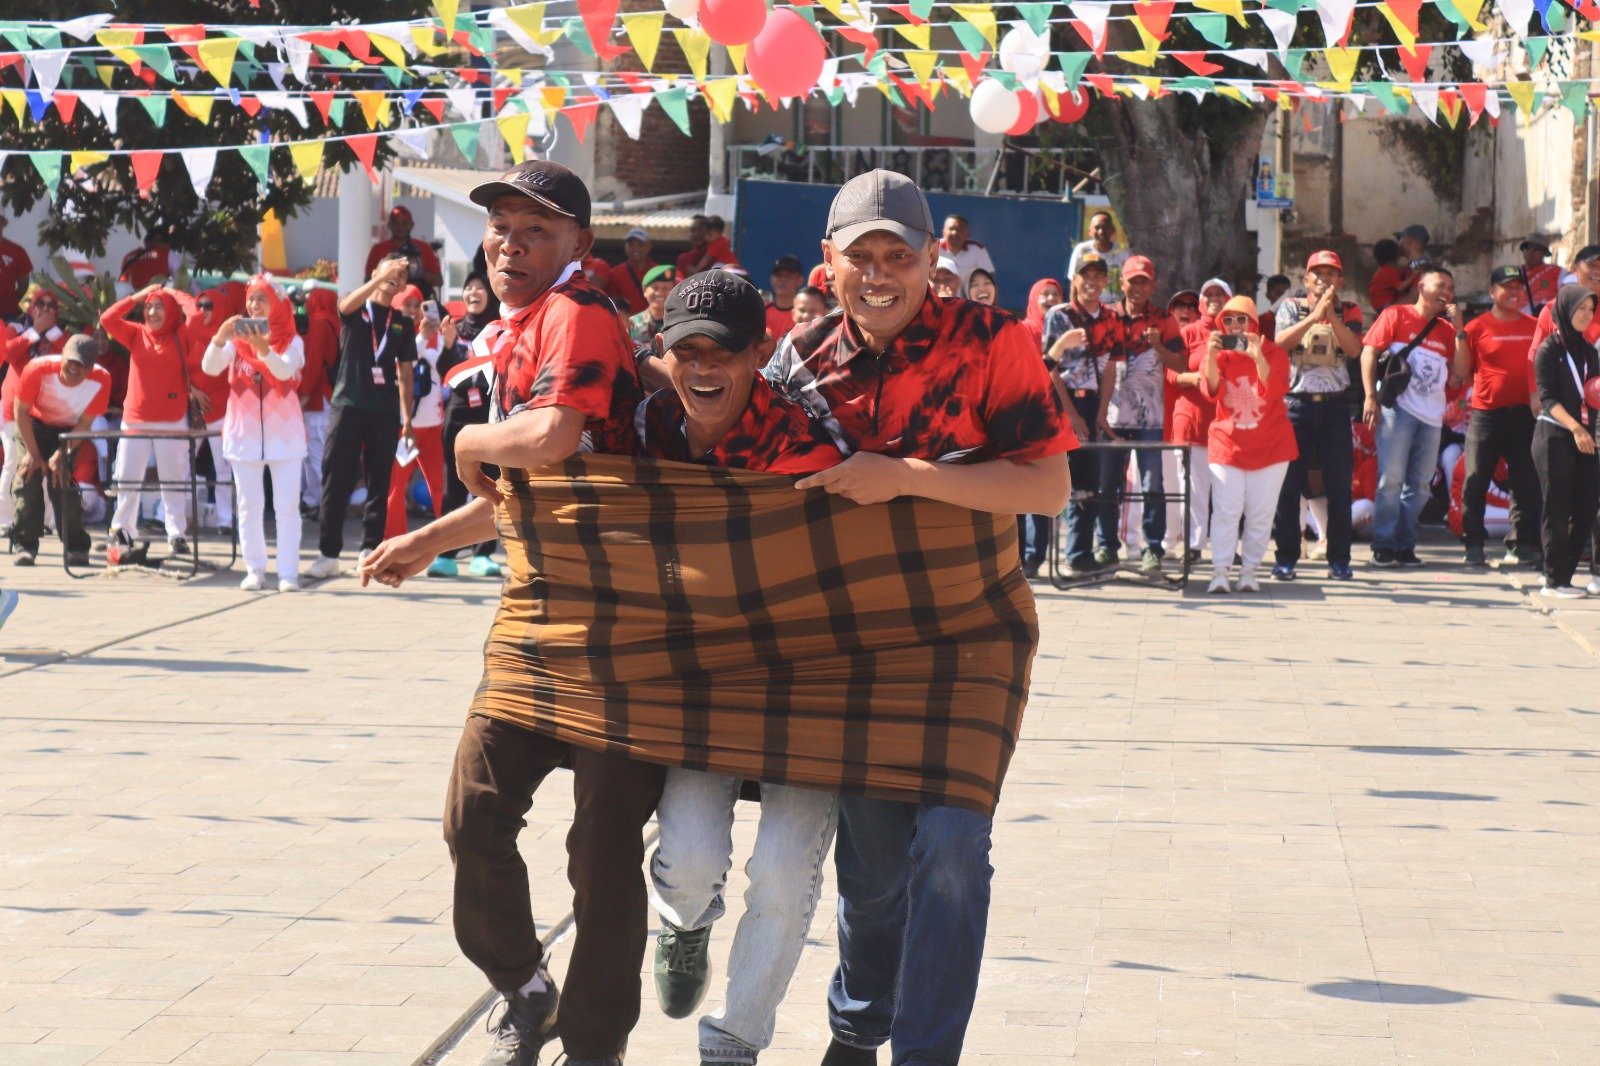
[764, 169, 1076, 1064]
[360, 159, 658, 1066]
[10, 335, 110, 567]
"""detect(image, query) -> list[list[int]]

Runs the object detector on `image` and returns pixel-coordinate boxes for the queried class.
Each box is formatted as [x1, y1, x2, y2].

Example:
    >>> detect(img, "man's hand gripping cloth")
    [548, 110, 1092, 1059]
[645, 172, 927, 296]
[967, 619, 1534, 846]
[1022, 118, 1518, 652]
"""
[472, 454, 1040, 816]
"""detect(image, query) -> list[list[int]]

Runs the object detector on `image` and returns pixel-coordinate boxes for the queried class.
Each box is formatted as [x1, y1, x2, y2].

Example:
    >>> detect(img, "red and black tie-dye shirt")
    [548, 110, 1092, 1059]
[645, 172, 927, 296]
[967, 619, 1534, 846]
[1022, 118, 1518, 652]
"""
[764, 293, 1077, 463]
[634, 375, 844, 475]
[492, 270, 641, 459]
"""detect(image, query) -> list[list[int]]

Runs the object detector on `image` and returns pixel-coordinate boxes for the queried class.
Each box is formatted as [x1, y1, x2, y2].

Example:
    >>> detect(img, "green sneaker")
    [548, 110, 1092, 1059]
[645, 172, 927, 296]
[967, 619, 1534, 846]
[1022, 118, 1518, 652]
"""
[468, 554, 504, 578]
[654, 922, 712, 1020]
[426, 556, 458, 578]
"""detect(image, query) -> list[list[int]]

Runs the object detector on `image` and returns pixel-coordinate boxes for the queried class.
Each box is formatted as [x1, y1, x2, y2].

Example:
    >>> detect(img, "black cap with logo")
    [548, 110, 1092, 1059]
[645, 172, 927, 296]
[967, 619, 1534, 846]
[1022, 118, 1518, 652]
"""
[1489, 266, 1526, 288]
[468, 160, 592, 228]
[771, 253, 804, 275]
[661, 269, 768, 352]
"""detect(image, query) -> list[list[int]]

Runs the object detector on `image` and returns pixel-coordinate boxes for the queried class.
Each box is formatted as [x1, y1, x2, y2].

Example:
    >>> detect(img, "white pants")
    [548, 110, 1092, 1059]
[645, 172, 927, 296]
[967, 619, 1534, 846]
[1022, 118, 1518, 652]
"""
[1183, 445, 1214, 551]
[300, 408, 327, 509]
[232, 457, 303, 582]
[206, 419, 233, 527]
[1208, 461, 1289, 580]
[0, 419, 17, 528]
[111, 419, 191, 540]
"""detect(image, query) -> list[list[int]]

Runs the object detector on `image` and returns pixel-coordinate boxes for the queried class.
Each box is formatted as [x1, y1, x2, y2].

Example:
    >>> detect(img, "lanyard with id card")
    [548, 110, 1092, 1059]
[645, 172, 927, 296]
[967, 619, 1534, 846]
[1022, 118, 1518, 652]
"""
[367, 304, 391, 386]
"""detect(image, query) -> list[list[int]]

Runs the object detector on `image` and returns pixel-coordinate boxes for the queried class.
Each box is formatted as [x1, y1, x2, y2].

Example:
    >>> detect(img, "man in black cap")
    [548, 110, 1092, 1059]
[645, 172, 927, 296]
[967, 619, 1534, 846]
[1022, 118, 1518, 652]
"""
[10, 335, 111, 567]
[764, 169, 1075, 1065]
[361, 159, 656, 1066]
[765, 253, 804, 340]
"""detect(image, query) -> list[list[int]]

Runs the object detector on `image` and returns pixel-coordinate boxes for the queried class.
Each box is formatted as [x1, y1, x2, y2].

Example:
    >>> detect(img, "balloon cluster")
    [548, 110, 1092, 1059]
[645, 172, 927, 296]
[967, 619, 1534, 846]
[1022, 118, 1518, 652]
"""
[671, 0, 825, 99]
[970, 25, 1091, 134]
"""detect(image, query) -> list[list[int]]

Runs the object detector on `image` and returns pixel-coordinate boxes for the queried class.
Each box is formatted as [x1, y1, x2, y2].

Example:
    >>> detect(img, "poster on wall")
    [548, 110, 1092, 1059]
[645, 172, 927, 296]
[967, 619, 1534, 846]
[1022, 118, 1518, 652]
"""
[1256, 157, 1293, 210]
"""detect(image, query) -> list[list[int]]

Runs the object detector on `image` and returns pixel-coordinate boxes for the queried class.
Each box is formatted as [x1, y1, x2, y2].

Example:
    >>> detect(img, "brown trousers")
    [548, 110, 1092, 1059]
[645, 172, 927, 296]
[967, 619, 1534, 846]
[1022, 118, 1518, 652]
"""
[444, 714, 666, 1059]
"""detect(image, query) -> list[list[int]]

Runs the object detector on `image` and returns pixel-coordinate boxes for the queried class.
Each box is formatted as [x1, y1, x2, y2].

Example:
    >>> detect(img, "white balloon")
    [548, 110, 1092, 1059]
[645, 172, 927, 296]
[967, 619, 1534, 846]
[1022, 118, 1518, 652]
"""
[998, 24, 1050, 79]
[970, 79, 1021, 134]
[664, 0, 700, 21]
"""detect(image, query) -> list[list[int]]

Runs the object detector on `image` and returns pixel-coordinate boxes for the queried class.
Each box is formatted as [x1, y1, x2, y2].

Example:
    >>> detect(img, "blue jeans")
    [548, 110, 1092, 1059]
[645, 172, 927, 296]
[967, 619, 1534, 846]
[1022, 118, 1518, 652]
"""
[1096, 426, 1165, 553]
[1273, 398, 1354, 567]
[1064, 391, 1104, 565]
[828, 797, 993, 1065]
[1373, 405, 1442, 552]
[1018, 514, 1052, 567]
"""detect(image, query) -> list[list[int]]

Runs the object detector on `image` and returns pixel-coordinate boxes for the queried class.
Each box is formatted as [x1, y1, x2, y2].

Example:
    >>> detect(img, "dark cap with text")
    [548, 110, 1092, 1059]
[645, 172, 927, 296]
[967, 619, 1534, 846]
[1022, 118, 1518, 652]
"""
[661, 270, 768, 353]
[826, 169, 935, 251]
[468, 160, 591, 228]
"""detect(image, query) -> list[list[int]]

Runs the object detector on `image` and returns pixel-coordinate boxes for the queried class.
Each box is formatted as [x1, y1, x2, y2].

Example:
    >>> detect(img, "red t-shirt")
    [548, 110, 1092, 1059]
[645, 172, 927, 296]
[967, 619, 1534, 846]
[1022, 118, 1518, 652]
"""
[0, 238, 34, 318]
[3, 325, 69, 423]
[364, 238, 441, 283]
[1201, 342, 1297, 470]
[635, 375, 843, 475]
[1368, 263, 1413, 312]
[120, 243, 176, 290]
[99, 291, 195, 424]
[493, 273, 641, 459]
[766, 294, 1078, 463]
[607, 260, 656, 316]
[1463, 311, 1536, 410]
[764, 301, 794, 341]
[16, 355, 113, 427]
[703, 235, 738, 268]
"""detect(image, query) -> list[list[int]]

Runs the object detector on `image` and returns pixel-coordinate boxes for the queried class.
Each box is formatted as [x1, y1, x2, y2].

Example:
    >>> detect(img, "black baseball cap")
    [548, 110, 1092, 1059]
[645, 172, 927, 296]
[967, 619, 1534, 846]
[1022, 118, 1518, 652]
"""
[772, 253, 803, 275]
[661, 270, 767, 352]
[1575, 245, 1600, 265]
[468, 160, 591, 228]
[1519, 236, 1551, 253]
[1489, 266, 1526, 288]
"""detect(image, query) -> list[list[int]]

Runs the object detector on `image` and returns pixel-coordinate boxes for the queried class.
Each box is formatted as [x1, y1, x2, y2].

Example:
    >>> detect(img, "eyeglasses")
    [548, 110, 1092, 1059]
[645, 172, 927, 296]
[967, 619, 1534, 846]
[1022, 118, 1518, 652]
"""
[1220, 314, 1251, 327]
[30, 300, 58, 311]
[197, 300, 214, 310]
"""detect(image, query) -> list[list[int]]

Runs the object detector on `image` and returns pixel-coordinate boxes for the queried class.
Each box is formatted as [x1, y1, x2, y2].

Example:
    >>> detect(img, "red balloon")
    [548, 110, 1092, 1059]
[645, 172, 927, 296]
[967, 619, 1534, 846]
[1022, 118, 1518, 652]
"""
[1004, 90, 1038, 136]
[1051, 86, 1091, 124]
[746, 10, 825, 98]
[700, 0, 768, 45]
[1585, 375, 1600, 412]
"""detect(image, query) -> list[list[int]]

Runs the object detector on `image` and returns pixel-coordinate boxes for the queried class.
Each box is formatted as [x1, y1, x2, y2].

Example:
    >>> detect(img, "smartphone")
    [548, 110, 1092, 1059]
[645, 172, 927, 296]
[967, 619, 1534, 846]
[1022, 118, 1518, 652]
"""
[422, 299, 440, 320]
[395, 436, 419, 467]
[1218, 334, 1248, 351]
[235, 317, 269, 336]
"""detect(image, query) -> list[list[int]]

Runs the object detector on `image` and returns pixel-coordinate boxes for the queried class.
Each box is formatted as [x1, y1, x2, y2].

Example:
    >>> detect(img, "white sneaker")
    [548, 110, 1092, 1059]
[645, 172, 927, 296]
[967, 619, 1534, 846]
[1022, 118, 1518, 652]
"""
[1207, 574, 1231, 594]
[1237, 570, 1260, 593]
[278, 577, 300, 592]
[239, 569, 264, 592]
[1541, 584, 1585, 600]
[304, 555, 342, 580]
[1589, 578, 1600, 596]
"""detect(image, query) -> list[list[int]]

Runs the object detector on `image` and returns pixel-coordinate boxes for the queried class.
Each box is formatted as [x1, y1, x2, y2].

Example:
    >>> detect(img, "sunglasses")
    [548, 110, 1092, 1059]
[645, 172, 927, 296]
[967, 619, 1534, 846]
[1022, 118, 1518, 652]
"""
[31, 299, 58, 310]
[197, 300, 214, 310]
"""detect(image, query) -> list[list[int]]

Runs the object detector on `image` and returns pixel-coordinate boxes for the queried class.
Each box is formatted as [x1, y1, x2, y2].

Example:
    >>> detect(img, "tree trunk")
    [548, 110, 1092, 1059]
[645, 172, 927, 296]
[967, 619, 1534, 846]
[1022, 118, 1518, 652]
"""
[1097, 97, 1274, 298]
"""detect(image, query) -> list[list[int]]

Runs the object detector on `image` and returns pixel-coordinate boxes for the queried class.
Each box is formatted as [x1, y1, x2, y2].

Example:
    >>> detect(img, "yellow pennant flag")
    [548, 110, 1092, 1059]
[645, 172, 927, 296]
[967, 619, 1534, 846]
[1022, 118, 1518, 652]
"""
[622, 11, 664, 71]
[1449, 0, 1488, 31]
[368, 32, 411, 69]
[354, 90, 386, 128]
[904, 50, 939, 86]
[498, 112, 532, 163]
[814, 0, 852, 22]
[1325, 45, 1359, 86]
[173, 91, 215, 124]
[949, 4, 998, 49]
[69, 151, 109, 173]
[96, 29, 142, 68]
[435, 0, 461, 35]
[941, 67, 973, 97]
[96, 64, 116, 88]
[1439, 93, 1463, 127]
[289, 141, 324, 181]
[197, 38, 239, 87]
[1375, 2, 1418, 51]
[727, 44, 747, 76]
[1216, 84, 1246, 103]
[1134, 75, 1163, 97]
[704, 77, 739, 122]
[1506, 80, 1535, 116]
[1192, 0, 1247, 26]
[505, 3, 565, 47]
[1116, 19, 1162, 66]
[672, 28, 713, 82]
[893, 21, 932, 50]
[1579, 28, 1600, 42]
[539, 86, 567, 121]
[411, 25, 448, 56]
[2, 89, 26, 124]
[1278, 91, 1294, 111]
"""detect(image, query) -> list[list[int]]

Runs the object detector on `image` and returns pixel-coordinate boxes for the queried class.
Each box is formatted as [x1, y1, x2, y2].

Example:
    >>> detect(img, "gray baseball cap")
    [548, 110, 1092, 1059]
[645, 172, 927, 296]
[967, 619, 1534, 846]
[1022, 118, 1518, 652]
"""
[62, 335, 102, 367]
[826, 170, 934, 251]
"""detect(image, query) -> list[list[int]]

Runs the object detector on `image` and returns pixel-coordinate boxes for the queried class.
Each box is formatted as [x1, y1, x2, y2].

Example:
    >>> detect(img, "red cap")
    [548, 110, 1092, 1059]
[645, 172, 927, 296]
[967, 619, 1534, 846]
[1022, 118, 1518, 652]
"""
[1122, 255, 1155, 282]
[1306, 250, 1343, 272]
[388, 205, 413, 222]
[390, 284, 423, 311]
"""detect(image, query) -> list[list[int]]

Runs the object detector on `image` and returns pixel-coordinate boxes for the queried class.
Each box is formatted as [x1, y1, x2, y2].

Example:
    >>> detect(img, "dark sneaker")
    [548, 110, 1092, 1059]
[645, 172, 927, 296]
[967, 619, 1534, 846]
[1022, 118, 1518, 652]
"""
[1328, 563, 1354, 581]
[481, 975, 559, 1066]
[1270, 563, 1296, 581]
[564, 1058, 623, 1066]
[654, 922, 712, 1020]
[1396, 548, 1424, 567]
[1140, 548, 1162, 573]
[1463, 544, 1487, 566]
[14, 550, 36, 567]
[1093, 547, 1119, 568]
[1021, 559, 1042, 579]
[1371, 549, 1399, 568]
[821, 1038, 878, 1065]
[65, 551, 90, 567]
[168, 537, 189, 556]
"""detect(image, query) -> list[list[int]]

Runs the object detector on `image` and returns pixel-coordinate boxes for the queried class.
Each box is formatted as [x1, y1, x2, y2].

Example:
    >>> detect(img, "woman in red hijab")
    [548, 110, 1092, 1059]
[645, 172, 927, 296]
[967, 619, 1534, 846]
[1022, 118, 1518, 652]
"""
[199, 275, 306, 591]
[297, 286, 341, 518]
[101, 283, 199, 555]
[1023, 277, 1063, 351]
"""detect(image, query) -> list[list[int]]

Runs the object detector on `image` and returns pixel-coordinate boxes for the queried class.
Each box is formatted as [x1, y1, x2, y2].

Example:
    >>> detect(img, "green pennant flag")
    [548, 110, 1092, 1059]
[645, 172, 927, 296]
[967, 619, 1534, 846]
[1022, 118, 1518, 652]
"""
[1560, 80, 1590, 121]
[381, 65, 404, 87]
[866, 53, 888, 79]
[138, 95, 168, 126]
[987, 69, 1020, 90]
[790, 5, 817, 25]
[240, 144, 271, 186]
[1525, 36, 1550, 68]
[1365, 81, 1407, 114]
[547, 72, 571, 88]
[1436, 2, 1471, 37]
[1190, 13, 1231, 49]
[658, 86, 692, 136]
[451, 121, 482, 165]
[237, 39, 257, 64]
[328, 99, 348, 126]
[825, 85, 845, 106]
[563, 18, 597, 58]
[30, 151, 62, 196]
[314, 44, 357, 68]
[1173, 76, 1218, 91]
[130, 45, 176, 82]
[950, 21, 990, 60]
[1, 29, 28, 52]
[1264, 0, 1303, 12]
[884, 81, 907, 107]
[27, 27, 62, 49]
[1547, 5, 1566, 31]
[909, 0, 935, 17]
[1016, 2, 1052, 35]
[1281, 48, 1307, 81]
[1057, 51, 1091, 91]
[469, 24, 494, 54]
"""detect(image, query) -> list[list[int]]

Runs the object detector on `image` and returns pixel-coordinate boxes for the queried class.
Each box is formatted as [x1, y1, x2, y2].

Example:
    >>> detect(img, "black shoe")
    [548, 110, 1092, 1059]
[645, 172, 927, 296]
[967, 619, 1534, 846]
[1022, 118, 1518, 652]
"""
[654, 922, 712, 1020]
[1463, 544, 1487, 566]
[168, 537, 189, 556]
[1371, 549, 1399, 568]
[14, 549, 35, 567]
[821, 1037, 878, 1065]
[481, 975, 559, 1066]
[1396, 548, 1424, 567]
[1021, 559, 1042, 579]
[65, 550, 90, 567]
[564, 1058, 623, 1065]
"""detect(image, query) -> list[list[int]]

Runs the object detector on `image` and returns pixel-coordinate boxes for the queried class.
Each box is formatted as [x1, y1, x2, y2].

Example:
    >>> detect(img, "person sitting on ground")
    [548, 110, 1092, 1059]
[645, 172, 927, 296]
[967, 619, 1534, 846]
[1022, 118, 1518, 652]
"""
[1530, 285, 1600, 599]
[201, 276, 306, 592]
[790, 285, 829, 330]
[1201, 295, 1297, 593]
[10, 336, 111, 567]
[966, 268, 998, 306]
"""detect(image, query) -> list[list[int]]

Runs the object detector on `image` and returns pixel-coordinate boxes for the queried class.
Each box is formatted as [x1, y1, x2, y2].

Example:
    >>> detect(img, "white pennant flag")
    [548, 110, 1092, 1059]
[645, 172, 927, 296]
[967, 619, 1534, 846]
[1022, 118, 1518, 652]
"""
[446, 86, 480, 120]
[1410, 84, 1439, 123]
[1483, 88, 1501, 119]
[1067, 1, 1113, 54]
[1315, 0, 1357, 48]
[1257, 9, 1297, 58]
[367, 22, 420, 57]
[489, 8, 554, 59]
[30, 51, 68, 96]
[1499, 0, 1533, 37]
[266, 62, 287, 91]
[75, 89, 105, 120]
[58, 14, 113, 41]
[818, 57, 841, 91]
[102, 97, 122, 134]
[607, 93, 646, 139]
[257, 91, 309, 127]
[283, 35, 312, 83]
[393, 128, 434, 158]
[1127, 80, 1151, 99]
[180, 148, 218, 198]
[1231, 48, 1271, 71]
[1457, 37, 1496, 70]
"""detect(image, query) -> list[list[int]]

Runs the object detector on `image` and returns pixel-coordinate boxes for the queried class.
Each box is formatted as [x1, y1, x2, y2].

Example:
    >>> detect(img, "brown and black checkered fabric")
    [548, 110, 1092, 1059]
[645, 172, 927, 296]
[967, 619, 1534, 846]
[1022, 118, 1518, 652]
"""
[471, 454, 1040, 815]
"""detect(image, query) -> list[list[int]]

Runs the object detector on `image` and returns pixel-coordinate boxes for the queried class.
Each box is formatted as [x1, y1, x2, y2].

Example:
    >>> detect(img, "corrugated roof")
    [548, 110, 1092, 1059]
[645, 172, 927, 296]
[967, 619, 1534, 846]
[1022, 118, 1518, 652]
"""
[591, 207, 699, 240]
[391, 166, 700, 238]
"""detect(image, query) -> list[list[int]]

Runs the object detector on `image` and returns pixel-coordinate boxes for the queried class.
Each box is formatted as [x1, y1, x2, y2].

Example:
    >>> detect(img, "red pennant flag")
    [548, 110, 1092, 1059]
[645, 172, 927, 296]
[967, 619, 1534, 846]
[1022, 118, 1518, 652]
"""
[1574, 0, 1600, 20]
[1084, 72, 1115, 97]
[419, 97, 446, 121]
[132, 150, 163, 197]
[137, 66, 158, 86]
[837, 26, 879, 61]
[578, 0, 629, 60]
[1070, 21, 1109, 59]
[493, 85, 516, 113]
[1458, 82, 1487, 121]
[564, 96, 602, 142]
[458, 68, 487, 85]
[1397, 43, 1431, 84]
[1385, 0, 1424, 36]
[886, 3, 928, 24]
[53, 91, 79, 124]
[617, 70, 650, 93]
[300, 31, 341, 51]
[1133, 0, 1176, 41]
[958, 50, 991, 85]
[1259, 86, 1281, 103]
[309, 90, 335, 124]
[348, 133, 380, 182]
[1171, 51, 1223, 76]
[0, 55, 21, 76]
[338, 29, 376, 64]
[165, 24, 206, 65]
[237, 95, 262, 117]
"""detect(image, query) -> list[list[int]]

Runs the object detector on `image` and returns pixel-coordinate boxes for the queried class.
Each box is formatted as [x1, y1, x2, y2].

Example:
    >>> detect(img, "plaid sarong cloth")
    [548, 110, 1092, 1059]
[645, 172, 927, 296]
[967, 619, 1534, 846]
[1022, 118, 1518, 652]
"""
[472, 454, 1040, 815]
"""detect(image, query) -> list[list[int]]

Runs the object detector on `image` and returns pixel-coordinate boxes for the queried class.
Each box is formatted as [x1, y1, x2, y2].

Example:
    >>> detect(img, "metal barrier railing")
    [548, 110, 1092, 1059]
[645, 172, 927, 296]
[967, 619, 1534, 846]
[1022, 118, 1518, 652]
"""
[1046, 439, 1193, 591]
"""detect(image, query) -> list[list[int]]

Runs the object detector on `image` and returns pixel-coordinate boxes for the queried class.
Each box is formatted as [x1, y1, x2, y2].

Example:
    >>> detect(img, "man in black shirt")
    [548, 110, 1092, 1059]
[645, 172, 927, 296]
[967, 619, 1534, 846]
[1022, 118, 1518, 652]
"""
[306, 255, 417, 578]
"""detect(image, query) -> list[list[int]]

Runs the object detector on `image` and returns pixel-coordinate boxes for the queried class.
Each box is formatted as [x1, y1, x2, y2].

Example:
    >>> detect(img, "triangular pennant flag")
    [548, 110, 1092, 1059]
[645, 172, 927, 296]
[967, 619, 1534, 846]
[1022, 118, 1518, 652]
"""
[1457, 37, 1496, 68]
[1172, 51, 1225, 76]
[958, 50, 991, 85]
[1134, 0, 1177, 40]
[704, 77, 739, 122]
[1438, 88, 1463, 126]
[328, 99, 349, 127]
[1505, 79, 1535, 116]
[1499, 0, 1534, 37]
[1366, 81, 1407, 113]
[29, 50, 68, 96]
[240, 144, 272, 186]
[1117, 22, 1161, 66]
[579, 0, 629, 59]
[1258, 8, 1297, 56]
[1189, 13, 1231, 48]
[369, 32, 410, 68]
[173, 92, 216, 125]
[197, 38, 240, 87]
[53, 91, 79, 124]
[180, 147, 217, 197]
[949, 21, 990, 59]
[354, 90, 386, 128]
[564, 96, 602, 141]
[1375, 2, 1418, 49]
[658, 86, 692, 135]
[1067, 1, 1113, 54]
[450, 121, 483, 164]
[1017, 2, 1052, 35]
[497, 111, 532, 162]
[726, 44, 747, 77]
[893, 20, 933, 50]
[1397, 43, 1431, 83]
[1560, 80, 1590, 121]
[1325, 45, 1359, 85]
[1056, 50, 1091, 89]
[1458, 82, 1487, 121]
[25, 91, 49, 123]
[607, 92, 647, 138]
[435, 0, 462, 35]
[950, 4, 999, 50]
[1193, 0, 1247, 25]
[289, 140, 323, 181]
[130, 45, 176, 82]
[30, 151, 62, 196]
[347, 133, 380, 182]
[1524, 36, 1549, 68]
[1411, 83, 1439, 123]
[671, 28, 713, 82]
[941, 66, 972, 98]
[904, 50, 940, 86]
[420, 97, 446, 122]
[623, 11, 664, 71]
[1280, 48, 1307, 81]
[1384, 0, 1424, 36]
[60, 14, 113, 41]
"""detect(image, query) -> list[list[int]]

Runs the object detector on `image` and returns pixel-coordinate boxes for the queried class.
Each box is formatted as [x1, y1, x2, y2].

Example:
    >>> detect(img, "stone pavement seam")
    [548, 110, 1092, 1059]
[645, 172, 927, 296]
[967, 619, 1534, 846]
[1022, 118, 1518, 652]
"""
[1499, 566, 1600, 664]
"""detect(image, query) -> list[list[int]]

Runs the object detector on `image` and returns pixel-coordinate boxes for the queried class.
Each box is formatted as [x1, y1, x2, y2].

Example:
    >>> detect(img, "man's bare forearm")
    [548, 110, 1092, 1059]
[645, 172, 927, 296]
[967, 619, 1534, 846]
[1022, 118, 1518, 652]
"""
[899, 452, 1071, 515]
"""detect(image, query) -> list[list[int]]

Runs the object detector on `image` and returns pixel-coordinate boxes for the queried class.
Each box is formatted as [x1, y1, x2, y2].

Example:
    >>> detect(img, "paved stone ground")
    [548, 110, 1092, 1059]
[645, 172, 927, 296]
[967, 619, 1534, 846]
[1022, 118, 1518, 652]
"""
[4, 529, 1600, 1064]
